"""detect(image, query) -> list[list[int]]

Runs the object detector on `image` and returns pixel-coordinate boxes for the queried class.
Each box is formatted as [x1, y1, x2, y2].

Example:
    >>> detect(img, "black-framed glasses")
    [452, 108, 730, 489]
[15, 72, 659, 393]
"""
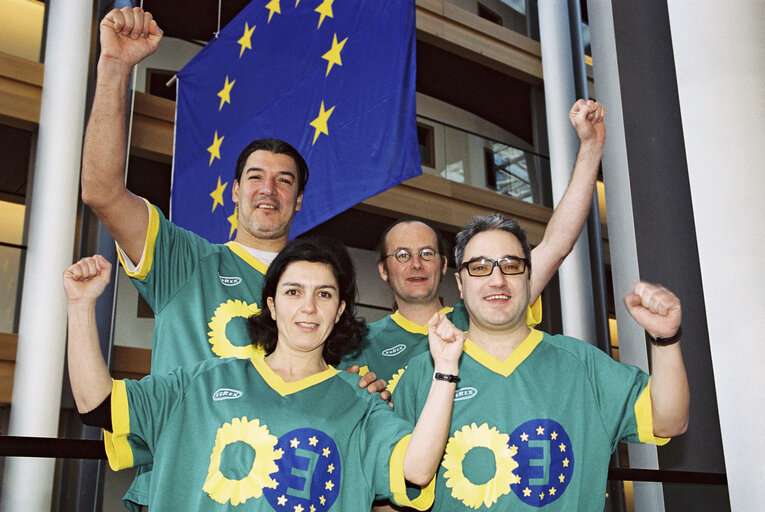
[385, 248, 439, 264]
[460, 257, 528, 277]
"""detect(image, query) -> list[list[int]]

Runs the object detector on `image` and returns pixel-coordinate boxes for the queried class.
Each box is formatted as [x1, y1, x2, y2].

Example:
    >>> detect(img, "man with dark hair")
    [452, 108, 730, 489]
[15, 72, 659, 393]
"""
[393, 214, 690, 510]
[80, 7, 380, 510]
[342, 99, 607, 391]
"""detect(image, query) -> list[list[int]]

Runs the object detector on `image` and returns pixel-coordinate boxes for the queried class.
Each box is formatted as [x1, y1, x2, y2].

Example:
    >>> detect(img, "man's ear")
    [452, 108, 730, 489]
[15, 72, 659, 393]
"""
[295, 193, 303, 212]
[455, 272, 463, 299]
[266, 297, 276, 320]
[377, 261, 389, 283]
[441, 256, 448, 276]
[232, 178, 240, 203]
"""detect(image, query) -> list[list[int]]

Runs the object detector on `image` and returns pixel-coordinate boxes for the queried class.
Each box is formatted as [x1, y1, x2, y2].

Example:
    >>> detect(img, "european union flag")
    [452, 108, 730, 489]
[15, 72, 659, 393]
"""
[171, 0, 420, 242]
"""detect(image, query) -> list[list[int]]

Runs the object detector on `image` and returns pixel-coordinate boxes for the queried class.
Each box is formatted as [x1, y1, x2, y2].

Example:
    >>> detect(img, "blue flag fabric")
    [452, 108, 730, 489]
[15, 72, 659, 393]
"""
[172, 0, 420, 242]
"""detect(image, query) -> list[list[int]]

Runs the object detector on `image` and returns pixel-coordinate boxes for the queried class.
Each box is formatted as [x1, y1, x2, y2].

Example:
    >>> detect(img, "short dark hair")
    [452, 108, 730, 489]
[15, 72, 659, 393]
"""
[235, 138, 309, 196]
[247, 236, 367, 365]
[454, 214, 532, 276]
[377, 218, 449, 268]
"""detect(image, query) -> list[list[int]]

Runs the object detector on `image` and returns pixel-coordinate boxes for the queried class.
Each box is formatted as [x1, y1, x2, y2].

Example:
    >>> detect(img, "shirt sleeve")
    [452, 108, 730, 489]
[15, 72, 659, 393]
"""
[104, 368, 190, 471]
[358, 394, 435, 511]
[115, 199, 215, 313]
[587, 347, 670, 450]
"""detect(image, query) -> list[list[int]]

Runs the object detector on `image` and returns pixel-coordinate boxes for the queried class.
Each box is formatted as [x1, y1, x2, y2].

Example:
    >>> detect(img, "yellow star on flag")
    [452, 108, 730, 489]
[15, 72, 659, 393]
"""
[315, 0, 334, 28]
[295, 0, 301, 6]
[290, 438, 300, 448]
[322, 33, 348, 76]
[325, 480, 334, 491]
[309, 436, 318, 446]
[559, 474, 566, 483]
[550, 431, 558, 440]
[217, 76, 236, 111]
[265, 0, 281, 23]
[310, 506, 315, 512]
[227, 209, 238, 239]
[207, 131, 224, 166]
[238, 22, 256, 57]
[520, 432, 529, 442]
[322, 446, 331, 457]
[310, 101, 335, 144]
[319, 496, 326, 505]
[536, 426, 545, 436]
[294, 505, 304, 512]
[523, 487, 532, 497]
[209, 177, 228, 211]
[549, 487, 557, 496]
[327, 463, 334, 473]
[277, 495, 287, 506]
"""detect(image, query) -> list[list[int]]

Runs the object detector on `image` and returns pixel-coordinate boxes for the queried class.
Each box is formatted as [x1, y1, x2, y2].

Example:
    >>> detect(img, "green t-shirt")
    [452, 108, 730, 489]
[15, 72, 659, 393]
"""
[393, 330, 668, 511]
[105, 356, 436, 511]
[341, 298, 541, 393]
[116, 200, 268, 508]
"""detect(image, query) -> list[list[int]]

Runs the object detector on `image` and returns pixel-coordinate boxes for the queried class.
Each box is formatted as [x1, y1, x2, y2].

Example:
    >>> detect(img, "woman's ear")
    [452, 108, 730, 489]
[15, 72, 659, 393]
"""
[335, 301, 346, 323]
[267, 297, 276, 321]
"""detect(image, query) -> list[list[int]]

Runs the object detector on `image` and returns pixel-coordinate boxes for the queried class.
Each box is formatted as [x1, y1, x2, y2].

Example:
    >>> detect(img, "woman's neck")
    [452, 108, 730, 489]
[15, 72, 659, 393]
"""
[265, 346, 328, 382]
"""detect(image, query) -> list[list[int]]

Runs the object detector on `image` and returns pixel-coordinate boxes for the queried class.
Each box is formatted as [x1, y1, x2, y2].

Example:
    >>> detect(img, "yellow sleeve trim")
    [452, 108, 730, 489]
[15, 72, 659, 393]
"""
[526, 296, 542, 328]
[389, 434, 436, 511]
[115, 198, 159, 281]
[634, 380, 671, 446]
[104, 379, 135, 471]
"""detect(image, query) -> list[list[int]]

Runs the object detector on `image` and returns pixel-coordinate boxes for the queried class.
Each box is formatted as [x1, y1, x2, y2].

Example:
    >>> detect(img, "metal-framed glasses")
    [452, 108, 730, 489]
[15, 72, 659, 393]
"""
[460, 256, 529, 277]
[385, 248, 439, 263]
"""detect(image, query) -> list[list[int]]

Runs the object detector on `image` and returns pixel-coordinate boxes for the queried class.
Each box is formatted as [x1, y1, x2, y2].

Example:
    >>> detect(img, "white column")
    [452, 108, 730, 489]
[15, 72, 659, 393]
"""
[538, 1, 596, 343]
[586, 3, 664, 510]
[667, 1, 765, 507]
[1, 1, 94, 511]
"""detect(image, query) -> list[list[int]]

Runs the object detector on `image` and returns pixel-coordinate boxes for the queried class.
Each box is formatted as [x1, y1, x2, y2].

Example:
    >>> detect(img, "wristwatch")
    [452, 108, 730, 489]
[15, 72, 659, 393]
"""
[433, 371, 460, 384]
[647, 326, 682, 346]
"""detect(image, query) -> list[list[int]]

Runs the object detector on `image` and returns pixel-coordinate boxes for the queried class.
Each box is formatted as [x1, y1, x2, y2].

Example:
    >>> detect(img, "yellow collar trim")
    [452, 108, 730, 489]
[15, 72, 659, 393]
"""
[464, 329, 544, 377]
[390, 306, 454, 334]
[225, 242, 269, 274]
[251, 355, 340, 396]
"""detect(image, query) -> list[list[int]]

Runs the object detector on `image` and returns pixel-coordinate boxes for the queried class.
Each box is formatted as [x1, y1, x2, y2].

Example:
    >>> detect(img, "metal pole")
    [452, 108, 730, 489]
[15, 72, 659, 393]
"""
[538, 0, 597, 343]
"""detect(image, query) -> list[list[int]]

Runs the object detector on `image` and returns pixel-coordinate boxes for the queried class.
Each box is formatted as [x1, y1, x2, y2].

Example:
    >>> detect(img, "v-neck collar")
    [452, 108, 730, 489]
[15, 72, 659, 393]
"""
[251, 355, 340, 396]
[390, 306, 453, 334]
[463, 329, 544, 377]
[225, 242, 269, 274]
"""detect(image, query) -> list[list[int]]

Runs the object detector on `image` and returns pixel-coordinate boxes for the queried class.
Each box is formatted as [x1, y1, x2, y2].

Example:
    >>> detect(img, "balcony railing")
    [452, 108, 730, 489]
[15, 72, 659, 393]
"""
[417, 115, 552, 208]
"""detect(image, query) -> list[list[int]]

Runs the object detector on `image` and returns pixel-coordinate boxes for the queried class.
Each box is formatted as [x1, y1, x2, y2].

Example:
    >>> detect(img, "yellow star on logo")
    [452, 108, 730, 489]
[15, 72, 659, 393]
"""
[207, 131, 224, 166]
[325, 480, 334, 491]
[315, 0, 334, 28]
[209, 177, 228, 212]
[217, 76, 236, 111]
[550, 431, 558, 440]
[277, 495, 287, 506]
[265, 0, 281, 23]
[327, 463, 334, 474]
[539, 492, 545, 500]
[309, 506, 315, 512]
[520, 432, 529, 442]
[322, 446, 331, 457]
[559, 443, 566, 452]
[238, 22, 256, 57]
[319, 496, 326, 505]
[309, 436, 318, 446]
[549, 487, 557, 496]
[294, 505, 304, 512]
[562, 457, 569, 467]
[310, 101, 335, 144]
[322, 33, 348, 76]
[536, 426, 545, 436]
[290, 438, 300, 448]
[227, 209, 238, 239]
[559, 473, 566, 483]
[523, 487, 531, 497]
